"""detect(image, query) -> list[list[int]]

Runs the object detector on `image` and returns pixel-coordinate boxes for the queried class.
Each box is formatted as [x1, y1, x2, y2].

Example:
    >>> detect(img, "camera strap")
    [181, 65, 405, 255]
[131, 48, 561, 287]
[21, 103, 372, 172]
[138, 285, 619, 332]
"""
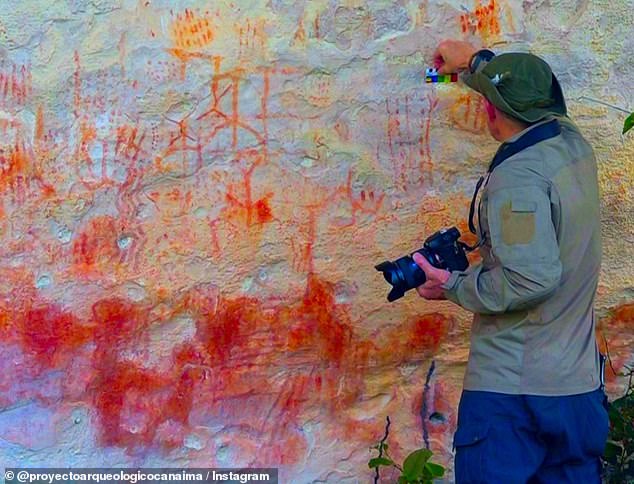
[468, 174, 486, 236]
[468, 118, 562, 237]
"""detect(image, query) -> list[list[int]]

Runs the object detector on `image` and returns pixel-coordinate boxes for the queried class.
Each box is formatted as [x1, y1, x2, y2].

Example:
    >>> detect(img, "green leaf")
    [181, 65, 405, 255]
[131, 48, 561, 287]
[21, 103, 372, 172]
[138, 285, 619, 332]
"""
[611, 393, 634, 409]
[609, 406, 626, 440]
[424, 462, 446, 478]
[604, 441, 623, 464]
[368, 457, 394, 468]
[623, 112, 634, 135]
[402, 449, 433, 480]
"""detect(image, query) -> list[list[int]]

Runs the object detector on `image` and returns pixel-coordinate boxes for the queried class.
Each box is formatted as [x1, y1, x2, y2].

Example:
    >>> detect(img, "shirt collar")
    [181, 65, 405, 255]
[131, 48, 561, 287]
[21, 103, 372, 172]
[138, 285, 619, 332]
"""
[503, 116, 555, 144]
[488, 117, 562, 173]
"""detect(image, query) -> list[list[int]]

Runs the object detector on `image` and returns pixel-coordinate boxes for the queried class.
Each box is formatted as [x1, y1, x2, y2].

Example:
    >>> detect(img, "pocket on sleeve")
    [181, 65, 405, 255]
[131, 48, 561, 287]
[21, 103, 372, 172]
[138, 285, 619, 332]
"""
[511, 200, 538, 213]
[500, 199, 536, 245]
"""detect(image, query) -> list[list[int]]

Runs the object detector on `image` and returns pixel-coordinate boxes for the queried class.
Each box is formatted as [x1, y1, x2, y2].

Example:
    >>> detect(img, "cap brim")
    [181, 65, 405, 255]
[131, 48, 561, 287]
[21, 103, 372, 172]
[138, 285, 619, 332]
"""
[463, 72, 567, 123]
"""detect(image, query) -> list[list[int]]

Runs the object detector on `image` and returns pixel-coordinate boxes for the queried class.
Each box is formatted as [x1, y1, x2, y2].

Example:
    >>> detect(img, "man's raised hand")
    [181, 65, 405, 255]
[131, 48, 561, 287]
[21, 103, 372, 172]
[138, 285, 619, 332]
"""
[433, 39, 478, 74]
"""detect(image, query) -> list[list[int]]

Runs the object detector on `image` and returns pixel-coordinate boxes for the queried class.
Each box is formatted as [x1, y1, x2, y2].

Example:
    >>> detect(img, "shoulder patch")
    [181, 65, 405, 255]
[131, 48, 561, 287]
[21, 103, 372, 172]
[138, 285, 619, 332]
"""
[511, 200, 537, 213]
[500, 200, 536, 245]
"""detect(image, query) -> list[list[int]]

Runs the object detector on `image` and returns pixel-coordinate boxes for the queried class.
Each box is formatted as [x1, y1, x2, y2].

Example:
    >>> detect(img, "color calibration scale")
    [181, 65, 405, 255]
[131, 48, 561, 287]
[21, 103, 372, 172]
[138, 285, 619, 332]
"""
[425, 68, 458, 83]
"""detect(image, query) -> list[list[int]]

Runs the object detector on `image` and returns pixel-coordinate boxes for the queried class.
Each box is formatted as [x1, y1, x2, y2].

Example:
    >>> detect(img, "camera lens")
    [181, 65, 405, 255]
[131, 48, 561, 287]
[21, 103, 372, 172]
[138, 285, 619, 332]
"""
[376, 226, 469, 302]
[375, 250, 429, 302]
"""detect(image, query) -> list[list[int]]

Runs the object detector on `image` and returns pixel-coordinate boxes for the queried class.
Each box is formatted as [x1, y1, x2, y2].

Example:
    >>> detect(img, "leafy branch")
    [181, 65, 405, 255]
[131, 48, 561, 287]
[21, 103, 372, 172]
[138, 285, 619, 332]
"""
[575, 96, 632, 135]
[601, 335, 634, 483]
[623, 113, 634, 135]
[369, 416, 445, 483]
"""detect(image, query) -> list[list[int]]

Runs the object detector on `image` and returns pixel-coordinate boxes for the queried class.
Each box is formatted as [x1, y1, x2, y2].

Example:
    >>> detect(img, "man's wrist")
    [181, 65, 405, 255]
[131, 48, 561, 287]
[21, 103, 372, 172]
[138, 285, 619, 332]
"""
[441, 271, 463, 306]
[468, 49, 496, 73]
[441, 271, 462, 291]
[456, 50, 477, 72]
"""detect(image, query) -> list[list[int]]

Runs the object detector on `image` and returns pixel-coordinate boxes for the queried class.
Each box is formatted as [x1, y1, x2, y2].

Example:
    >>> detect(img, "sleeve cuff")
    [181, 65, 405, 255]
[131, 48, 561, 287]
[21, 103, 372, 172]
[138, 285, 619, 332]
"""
[442, 270, 468, 307]
[442, 270, 462, 291]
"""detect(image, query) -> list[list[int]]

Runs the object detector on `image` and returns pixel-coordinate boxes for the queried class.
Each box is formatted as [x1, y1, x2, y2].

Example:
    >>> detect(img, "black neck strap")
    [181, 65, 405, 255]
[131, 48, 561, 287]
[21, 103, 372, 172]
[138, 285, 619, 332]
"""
[488, 118, 561, 173]
[468, 118, 562, 235]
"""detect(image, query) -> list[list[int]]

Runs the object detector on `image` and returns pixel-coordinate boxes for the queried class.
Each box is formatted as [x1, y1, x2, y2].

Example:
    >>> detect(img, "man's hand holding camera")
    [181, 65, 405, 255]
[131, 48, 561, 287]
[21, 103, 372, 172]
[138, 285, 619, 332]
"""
[412, 253, 451, 300]
[375, 227, 469, 302]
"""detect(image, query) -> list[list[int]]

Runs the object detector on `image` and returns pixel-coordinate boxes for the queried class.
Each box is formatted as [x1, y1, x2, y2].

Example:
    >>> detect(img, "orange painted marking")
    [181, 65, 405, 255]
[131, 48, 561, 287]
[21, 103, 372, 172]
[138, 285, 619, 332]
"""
[597, 303, 634, 384]
[168, 8, 214, 78]
[34, 105, 45, 144]
[293, 19, 306, 45]
[71, 216, 120, 275]
[155, 115, 202, 174]
[237, 18, 266, 56]
[170, 8, 214, 51]
[385, 94, 437, 190]
[73, 51, 81, 117]
[0, 132, 54, 202]
[0, 61, 31, 106]
[196, 59, 269, 159]
[223, 149, 273, 228]
[334, 169, 385, 226]
[450, 93, 487, 133]
[459, 0, 503, 41]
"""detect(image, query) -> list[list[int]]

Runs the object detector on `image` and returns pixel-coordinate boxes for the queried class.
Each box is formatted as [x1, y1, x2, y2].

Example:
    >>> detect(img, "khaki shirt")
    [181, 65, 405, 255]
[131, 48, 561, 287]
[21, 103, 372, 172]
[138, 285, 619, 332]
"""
[443, 117, 602, 395]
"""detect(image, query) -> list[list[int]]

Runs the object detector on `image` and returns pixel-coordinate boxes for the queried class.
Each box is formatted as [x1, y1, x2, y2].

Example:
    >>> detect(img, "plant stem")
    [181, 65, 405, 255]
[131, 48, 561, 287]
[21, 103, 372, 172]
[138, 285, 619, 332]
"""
[374, 416, 391, 484]
[602, 333, 619, 378]
[421, 359, 436, 450]
[576, 96, 631, 114]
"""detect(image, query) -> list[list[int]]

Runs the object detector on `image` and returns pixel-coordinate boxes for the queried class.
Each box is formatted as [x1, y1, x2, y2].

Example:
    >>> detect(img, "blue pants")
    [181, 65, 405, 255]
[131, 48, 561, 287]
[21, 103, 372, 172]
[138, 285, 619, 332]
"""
[453, 388, 609, 483]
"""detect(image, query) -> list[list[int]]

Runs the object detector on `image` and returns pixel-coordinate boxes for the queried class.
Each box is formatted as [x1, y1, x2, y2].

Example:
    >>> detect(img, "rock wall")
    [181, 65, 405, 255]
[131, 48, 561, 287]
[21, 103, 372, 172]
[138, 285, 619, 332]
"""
[0, 0, 632, 481]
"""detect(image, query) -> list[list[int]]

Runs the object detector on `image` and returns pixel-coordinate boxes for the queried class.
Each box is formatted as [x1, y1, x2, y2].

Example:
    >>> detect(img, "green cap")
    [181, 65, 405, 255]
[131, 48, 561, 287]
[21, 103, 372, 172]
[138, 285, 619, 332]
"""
[463, 52, 567, 123]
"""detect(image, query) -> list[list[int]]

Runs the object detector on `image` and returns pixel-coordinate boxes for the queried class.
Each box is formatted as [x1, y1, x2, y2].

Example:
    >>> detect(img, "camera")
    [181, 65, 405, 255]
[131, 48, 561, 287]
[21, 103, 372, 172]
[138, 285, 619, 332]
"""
[375, 227, 471, 302]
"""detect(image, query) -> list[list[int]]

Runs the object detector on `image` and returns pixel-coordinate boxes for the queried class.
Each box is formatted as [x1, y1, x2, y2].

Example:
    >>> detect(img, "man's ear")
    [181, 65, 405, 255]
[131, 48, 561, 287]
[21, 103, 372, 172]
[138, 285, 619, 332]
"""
[484, 98, 497, 123]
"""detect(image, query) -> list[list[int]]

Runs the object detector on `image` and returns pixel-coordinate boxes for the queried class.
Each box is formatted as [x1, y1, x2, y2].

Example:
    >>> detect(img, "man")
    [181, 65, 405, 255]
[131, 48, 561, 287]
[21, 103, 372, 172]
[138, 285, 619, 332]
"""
[413, 40, 609, 483]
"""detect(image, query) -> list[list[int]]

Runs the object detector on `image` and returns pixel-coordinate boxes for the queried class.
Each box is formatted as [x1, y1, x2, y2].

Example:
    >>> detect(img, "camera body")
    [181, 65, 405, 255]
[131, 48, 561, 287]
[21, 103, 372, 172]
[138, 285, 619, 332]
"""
[375, 227, 470, 302]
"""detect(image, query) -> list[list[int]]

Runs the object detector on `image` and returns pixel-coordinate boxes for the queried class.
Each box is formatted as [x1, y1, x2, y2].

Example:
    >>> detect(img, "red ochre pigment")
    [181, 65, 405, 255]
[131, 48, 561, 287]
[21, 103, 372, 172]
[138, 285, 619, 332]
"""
[598, 303, 634, 382]
[408, 313, 450, 351]
[9, 275, 461, 459]
[72, 216, 119, 272]
[254, 197, 273, 223]
[20, 304, 91, 366]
